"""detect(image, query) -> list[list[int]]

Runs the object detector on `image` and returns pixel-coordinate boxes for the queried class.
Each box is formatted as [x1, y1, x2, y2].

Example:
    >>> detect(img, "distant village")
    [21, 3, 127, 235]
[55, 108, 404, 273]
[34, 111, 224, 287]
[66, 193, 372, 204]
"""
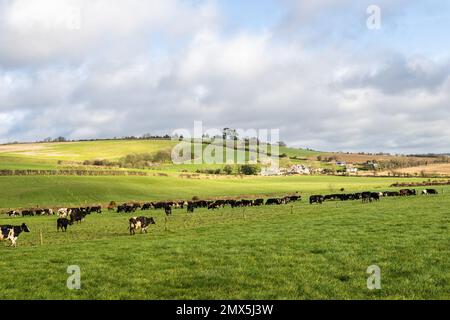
[261, 162, 360, 176]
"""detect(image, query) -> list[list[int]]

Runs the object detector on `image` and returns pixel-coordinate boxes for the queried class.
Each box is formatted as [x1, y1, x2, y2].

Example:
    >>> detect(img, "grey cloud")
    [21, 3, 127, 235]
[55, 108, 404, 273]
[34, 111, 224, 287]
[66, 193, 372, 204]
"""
[340, 55, 450, 94]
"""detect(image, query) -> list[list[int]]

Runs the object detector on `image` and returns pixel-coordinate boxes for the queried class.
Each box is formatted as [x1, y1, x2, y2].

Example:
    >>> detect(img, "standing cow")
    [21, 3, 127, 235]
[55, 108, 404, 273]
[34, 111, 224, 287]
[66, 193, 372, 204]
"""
[57, 218, 72, 232]
[0, 223, 30, 247]
[129, 217, 156, 235]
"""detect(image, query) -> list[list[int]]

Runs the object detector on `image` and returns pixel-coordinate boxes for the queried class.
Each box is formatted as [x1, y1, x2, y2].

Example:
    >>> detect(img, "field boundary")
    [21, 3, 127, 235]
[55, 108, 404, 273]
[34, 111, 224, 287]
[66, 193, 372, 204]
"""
[0, 169, 152, 176]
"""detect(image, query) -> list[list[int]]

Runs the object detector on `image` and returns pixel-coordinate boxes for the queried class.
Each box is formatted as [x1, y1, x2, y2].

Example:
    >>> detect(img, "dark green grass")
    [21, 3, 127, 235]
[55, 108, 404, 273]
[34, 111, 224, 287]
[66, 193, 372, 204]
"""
[0, 193, 449, 300]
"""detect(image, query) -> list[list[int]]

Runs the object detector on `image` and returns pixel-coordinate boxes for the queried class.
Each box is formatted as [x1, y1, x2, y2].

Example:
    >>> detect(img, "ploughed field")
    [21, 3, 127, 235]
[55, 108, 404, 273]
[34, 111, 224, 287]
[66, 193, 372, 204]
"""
[0, 179, 449, 299]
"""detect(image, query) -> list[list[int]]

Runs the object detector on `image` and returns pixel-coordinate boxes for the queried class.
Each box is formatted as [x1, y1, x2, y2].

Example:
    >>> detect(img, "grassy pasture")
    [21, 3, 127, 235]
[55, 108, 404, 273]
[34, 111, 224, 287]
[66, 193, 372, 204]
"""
[0, 139, 448, 300]
[0, 175, 427, 210]
[0, 140, 178, 161]
[0, 192, 449, 300]
[0, 140, 317, 171]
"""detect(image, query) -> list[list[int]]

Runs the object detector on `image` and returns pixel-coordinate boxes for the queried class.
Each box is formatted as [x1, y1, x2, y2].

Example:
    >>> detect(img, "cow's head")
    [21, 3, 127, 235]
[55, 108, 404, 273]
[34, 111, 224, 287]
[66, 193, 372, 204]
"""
[21, 223, 30, 232]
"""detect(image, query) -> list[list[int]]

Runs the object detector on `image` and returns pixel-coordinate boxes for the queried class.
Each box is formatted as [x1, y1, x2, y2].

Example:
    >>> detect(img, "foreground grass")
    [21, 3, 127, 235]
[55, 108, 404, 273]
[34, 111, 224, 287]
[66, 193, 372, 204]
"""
[0, 175, 426, 210]
[0, 193, 449, 299]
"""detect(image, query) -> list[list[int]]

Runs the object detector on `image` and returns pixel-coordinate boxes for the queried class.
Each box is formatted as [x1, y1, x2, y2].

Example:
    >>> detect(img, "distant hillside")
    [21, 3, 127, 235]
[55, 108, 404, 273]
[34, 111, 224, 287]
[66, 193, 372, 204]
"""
[0, 139, 316, 171]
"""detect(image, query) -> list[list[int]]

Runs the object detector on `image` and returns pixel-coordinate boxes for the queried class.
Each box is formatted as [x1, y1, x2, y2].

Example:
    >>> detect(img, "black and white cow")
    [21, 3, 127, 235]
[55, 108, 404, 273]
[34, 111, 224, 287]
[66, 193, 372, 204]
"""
[7, 210, 20, 217]
[58, 208, 71, 218]
[422, 189, 438, 195]
[0, 223, 30, 247]
[129, 217, 156, 235]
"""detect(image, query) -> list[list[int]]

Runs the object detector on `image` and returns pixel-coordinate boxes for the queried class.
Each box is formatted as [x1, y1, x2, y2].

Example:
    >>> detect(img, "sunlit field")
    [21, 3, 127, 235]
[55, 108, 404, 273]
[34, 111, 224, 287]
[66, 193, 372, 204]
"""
[1, 191, 449, 300]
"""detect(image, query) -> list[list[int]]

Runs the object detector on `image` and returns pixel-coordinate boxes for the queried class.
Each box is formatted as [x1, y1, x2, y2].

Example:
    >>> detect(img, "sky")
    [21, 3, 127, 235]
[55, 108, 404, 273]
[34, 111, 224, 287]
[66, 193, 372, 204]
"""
[1, 0, 450, 153]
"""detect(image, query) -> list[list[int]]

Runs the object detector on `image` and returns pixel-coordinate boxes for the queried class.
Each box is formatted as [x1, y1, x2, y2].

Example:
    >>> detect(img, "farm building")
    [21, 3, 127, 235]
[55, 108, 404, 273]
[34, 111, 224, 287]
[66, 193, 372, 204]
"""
[288, 165, 311, 175]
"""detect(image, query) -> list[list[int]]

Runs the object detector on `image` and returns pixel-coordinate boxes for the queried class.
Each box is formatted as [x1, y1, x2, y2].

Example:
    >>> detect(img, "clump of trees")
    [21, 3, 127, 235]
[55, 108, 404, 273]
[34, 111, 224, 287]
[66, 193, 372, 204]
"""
[118, 150, 172, 168]
[238, 164, 260, 175]
[83, 150, 172, 169]
[196, 168, 223, 175]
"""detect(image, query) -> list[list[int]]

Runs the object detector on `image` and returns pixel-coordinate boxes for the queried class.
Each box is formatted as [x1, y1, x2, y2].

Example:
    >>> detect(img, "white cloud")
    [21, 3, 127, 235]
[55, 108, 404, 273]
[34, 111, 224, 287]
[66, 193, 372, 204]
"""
[0, 0, 449, 153]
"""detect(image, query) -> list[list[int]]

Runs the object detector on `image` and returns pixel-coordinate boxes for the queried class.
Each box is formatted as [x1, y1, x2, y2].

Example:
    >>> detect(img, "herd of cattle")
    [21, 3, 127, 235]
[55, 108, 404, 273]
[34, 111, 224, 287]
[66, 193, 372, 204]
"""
[309, 188, 438, 204]
[0, 188, 440, 247]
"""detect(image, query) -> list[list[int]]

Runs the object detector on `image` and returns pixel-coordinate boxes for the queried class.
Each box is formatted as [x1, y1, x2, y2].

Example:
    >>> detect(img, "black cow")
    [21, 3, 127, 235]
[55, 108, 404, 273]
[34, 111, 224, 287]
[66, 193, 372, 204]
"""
[164, 205, 172, 216]
[265, 198, 282, 205]
[141, 203, 153, 211]
[400, 189, 416, 196]
[253, 199, 264, 206]
[89, 206, 102, 213]
[187, 202, 195, 213]
[70, 210, 87, 224]
[208, 202, 220, 210]
[129, 217, 156, 235]
[324, 194, 341, 201]
[57, 218, 72, 232]
[21, 210, 34, 217]
[309, 195, 324, 204]
[117, 204, 137, 213]
[0, 223, 30, 247]
[383, 191, 400, 197]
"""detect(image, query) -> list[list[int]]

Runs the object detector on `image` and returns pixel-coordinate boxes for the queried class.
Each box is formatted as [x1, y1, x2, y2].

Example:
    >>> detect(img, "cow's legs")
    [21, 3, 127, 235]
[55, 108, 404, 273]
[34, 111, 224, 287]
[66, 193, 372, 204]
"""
[9, 237, 17, 247]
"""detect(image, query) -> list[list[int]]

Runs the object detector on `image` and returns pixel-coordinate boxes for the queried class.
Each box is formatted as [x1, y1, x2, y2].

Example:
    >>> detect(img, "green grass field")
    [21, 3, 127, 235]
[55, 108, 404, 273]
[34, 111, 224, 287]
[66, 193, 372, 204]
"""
[0, 140, 320, 171]
[0, 175, 426, 210]
[0, 139, 448, 300]
[0, 191, 449, 299]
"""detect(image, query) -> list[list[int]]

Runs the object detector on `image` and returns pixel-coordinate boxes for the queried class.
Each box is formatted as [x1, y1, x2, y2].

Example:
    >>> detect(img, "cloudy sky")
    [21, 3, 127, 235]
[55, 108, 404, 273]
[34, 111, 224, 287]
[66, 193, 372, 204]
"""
[1, 0, 450, 153]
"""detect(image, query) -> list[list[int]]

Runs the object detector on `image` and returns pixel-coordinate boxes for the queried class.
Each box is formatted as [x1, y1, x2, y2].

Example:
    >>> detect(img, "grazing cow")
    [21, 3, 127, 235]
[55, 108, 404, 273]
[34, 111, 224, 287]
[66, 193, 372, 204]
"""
[57, 218, 72, 232]
[43, 209, 54, 216]
[361, 192, 380, 203]
[141, 203, 153, 211]
[309, 195, 324, 204]
[253, 199, 264, 206]
[400, 189, 416, 196]
[117, 204, 138, 213]
[324, 194, 341, 201]
[34, 209, 45, 216]
[187, 202, 195, 213]
[383, 191, 400, 197]
[265, 198, 282, 205]
[422, 189, 438, 195]
[129, 217, 156, 235]
[208, 202, 221, 210]
[70, 210, 87, 224]
[0, 223, 30, 247]
[7, 210, 20, 217]
[21, 210, 34, 217]
[89, 206, 102, 214]
[108, 202, 117, 212]
[370, 192, 380, 201]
